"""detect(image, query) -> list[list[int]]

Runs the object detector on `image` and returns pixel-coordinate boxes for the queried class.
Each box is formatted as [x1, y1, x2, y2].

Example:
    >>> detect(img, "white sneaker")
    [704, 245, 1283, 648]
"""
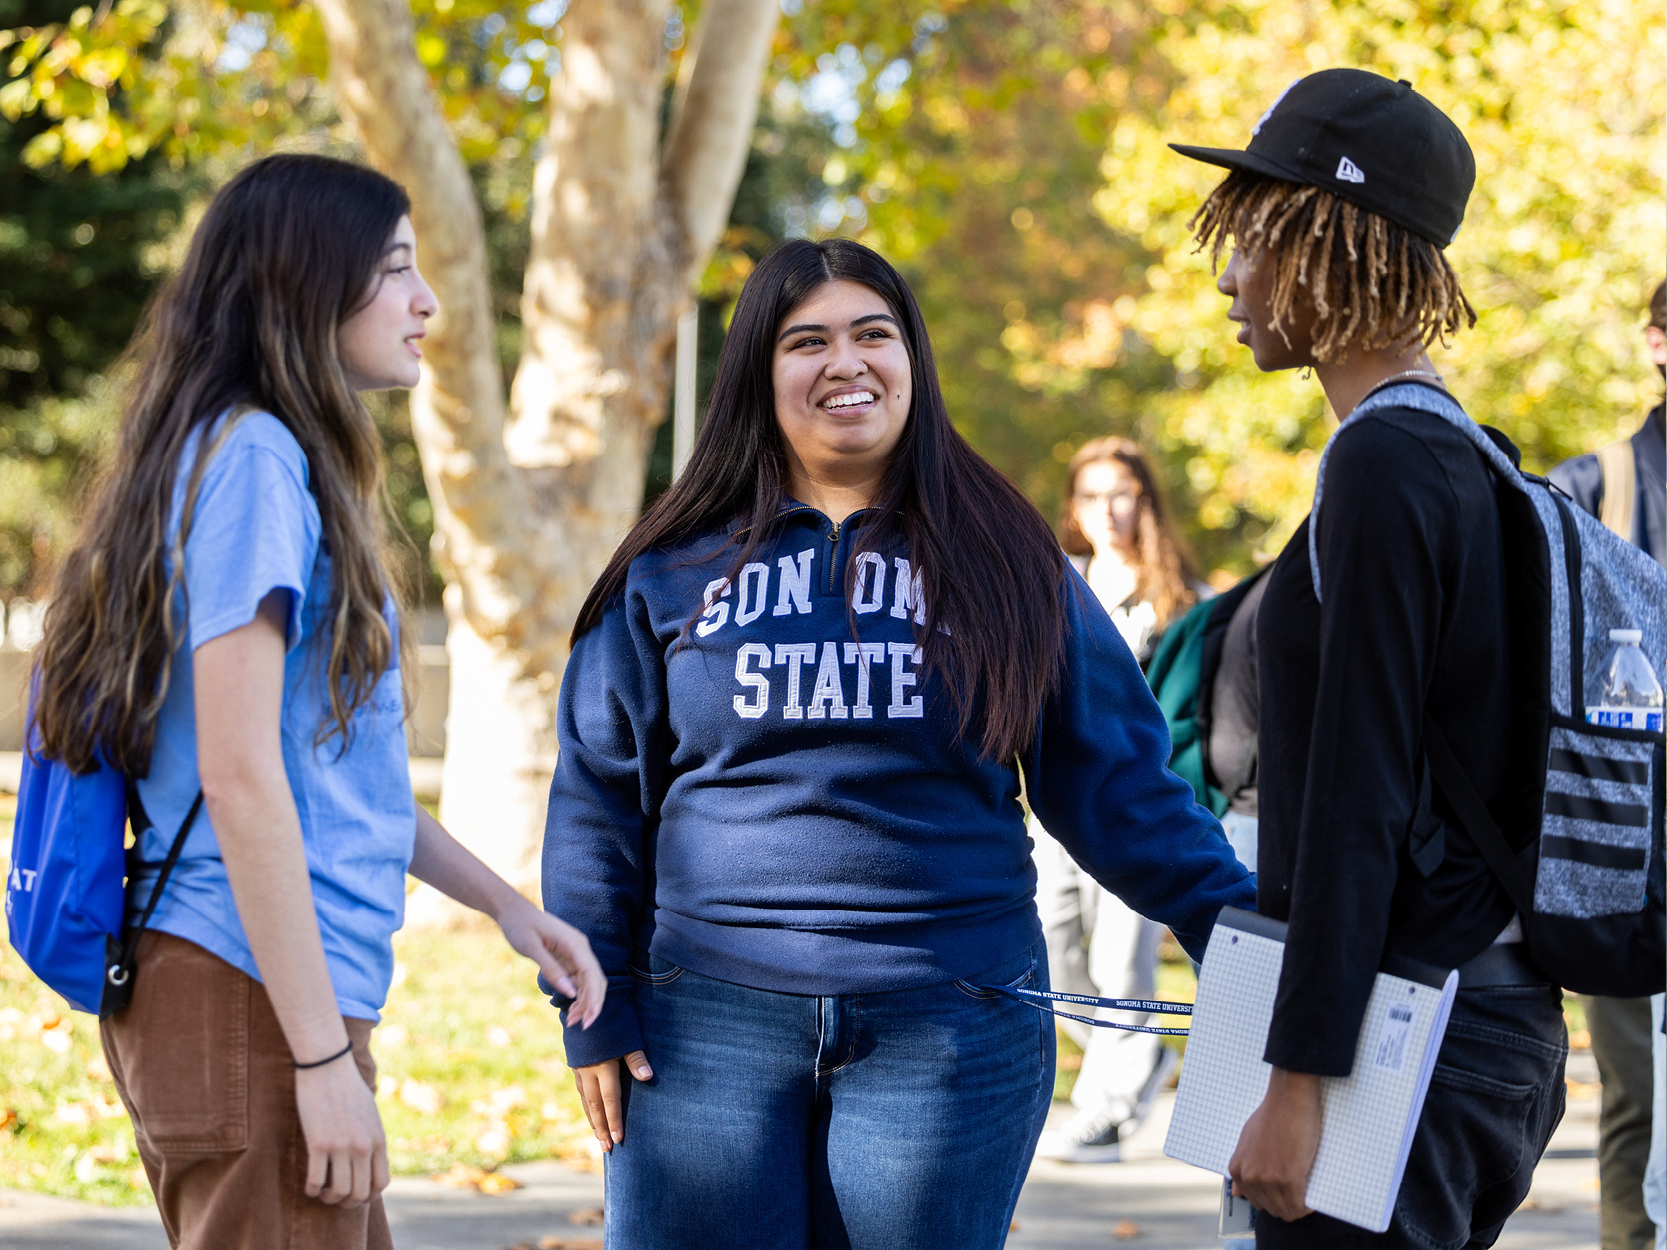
[1035, 1107, 1123, 1163]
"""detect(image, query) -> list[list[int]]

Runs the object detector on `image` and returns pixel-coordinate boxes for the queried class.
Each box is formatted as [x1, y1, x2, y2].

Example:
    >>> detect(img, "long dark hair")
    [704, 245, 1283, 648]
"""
[574, 238, 1069, 759]
[1058, 436, 1198, 630]
[34, 154, 411, 774]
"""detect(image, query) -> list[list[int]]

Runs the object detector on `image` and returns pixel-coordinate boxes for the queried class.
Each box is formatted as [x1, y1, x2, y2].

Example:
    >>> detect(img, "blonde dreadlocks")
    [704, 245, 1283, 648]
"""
[1189, 169, 1476, 363]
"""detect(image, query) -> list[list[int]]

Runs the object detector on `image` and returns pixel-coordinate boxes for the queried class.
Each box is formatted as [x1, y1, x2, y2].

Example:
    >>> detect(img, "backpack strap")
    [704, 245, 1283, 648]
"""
[1421, 714, 1536, 913]
[1596, 436, 1637, 542]
[101, 790, 203, 1016]
[1308, 382, 1527, 603]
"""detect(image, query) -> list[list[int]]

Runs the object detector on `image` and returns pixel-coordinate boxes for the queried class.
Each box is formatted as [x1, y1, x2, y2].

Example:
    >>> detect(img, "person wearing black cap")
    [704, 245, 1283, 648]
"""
[1172, 69, 1568, 1246]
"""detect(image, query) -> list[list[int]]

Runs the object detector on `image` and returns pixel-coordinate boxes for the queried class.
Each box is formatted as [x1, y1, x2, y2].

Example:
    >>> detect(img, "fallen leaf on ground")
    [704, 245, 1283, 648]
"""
[40, 1016, 73, 1054]
[399, 1078, 443, 1115]
[535, 1238, 602, 1250]
[1113, 1219, 1142, 1240]
[1010, 1219, 1021, 1231]
[431, 1162, 523, 1193]
[569, 1206, 603, 1225]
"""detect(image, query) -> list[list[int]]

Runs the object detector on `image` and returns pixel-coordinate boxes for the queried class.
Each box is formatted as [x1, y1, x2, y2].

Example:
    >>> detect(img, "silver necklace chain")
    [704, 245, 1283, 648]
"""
[1375, 367, 1446, 389]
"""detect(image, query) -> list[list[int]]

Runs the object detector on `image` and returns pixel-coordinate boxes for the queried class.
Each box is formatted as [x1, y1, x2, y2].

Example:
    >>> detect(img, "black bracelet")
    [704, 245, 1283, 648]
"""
[292, 1040, 355, 1070]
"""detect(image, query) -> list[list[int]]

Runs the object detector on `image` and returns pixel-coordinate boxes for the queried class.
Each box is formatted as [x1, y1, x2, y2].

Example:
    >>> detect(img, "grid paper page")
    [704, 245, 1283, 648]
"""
[1165, 913, 1458, 1234]
[1306, 969, 1457, 1231]
[1163, 923, 1281, 1175]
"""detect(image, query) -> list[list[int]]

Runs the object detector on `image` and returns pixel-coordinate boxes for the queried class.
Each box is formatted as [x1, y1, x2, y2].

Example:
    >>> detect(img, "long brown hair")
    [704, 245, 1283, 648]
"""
[1058, 436, 1198, 630]
[573, 239, 1069, 761]
[33, 154, 411, 774]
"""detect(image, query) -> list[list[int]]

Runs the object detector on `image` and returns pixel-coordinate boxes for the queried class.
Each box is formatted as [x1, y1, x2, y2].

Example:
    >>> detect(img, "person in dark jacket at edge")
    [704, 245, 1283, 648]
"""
[540, 237, 1254, 1250]
[1172, 70, 1569, 1247]
[1548, 279, 1666, 1250]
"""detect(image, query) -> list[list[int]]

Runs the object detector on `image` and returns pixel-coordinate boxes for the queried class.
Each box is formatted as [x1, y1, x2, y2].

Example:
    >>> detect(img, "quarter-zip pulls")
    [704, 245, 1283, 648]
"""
[776, 502, 865, 596]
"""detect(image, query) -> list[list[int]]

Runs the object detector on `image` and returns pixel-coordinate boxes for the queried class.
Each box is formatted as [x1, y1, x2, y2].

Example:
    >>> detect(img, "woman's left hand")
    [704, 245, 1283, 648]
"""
[495, 897, 607, 1029]
[1228, 1067, 1322, 1222]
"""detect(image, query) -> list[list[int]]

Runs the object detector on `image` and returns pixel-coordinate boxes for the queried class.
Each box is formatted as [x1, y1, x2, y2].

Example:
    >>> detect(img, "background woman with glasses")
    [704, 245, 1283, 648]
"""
[1034, 435, 1209, 1165]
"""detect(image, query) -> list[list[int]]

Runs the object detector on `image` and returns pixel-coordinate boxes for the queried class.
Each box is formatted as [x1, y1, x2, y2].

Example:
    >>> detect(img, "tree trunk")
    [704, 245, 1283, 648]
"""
[314, 0, 779, 921]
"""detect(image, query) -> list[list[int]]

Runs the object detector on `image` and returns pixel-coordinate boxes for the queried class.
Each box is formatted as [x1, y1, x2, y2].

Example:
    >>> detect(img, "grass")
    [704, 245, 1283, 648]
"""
[0, 791, 1599, 1202]
[0, 791, 596, 1204]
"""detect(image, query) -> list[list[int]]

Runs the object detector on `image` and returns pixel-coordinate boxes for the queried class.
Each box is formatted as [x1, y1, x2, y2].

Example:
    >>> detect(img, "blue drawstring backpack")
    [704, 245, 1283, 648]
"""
[5, 688, 202, 1017]
[4, 413, 247, 1016]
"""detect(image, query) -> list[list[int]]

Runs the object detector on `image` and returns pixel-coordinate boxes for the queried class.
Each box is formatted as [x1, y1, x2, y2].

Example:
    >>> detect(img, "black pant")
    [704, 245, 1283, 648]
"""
[1257, 984, 1568, 1250]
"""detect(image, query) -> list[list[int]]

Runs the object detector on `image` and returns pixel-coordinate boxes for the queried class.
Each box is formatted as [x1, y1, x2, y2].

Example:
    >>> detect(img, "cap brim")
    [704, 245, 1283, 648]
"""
[1168, 143, 1310, 188]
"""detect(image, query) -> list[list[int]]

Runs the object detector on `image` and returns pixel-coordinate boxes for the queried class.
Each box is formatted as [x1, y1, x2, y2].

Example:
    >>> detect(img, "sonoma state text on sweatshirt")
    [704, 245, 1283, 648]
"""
[542, 505, 1254, 1065]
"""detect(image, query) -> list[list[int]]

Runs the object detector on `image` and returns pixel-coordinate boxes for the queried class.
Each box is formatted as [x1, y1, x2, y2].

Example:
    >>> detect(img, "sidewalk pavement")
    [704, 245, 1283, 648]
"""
[0, 1051, 1603, 1250]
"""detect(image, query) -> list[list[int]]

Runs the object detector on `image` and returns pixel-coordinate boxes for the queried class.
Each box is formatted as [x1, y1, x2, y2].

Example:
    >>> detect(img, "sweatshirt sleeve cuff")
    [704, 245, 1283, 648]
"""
[558, 989, 644, 1069]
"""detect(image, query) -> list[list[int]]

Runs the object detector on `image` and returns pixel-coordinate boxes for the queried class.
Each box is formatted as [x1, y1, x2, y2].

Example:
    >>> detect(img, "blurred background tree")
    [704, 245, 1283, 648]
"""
[1, 0, 1660, 627]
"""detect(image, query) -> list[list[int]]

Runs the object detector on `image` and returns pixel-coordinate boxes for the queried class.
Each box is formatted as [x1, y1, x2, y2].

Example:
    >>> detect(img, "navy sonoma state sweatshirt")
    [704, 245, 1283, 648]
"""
[543, 505, 1255, 1065]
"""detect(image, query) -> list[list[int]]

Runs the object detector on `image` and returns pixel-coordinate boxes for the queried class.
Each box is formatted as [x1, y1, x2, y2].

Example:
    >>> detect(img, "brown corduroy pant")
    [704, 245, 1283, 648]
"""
[100, 931, 394, 1250]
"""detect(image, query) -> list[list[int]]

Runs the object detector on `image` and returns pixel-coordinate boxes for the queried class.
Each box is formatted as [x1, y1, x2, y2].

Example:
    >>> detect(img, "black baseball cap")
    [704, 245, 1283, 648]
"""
[1169, 69, 1475, 248]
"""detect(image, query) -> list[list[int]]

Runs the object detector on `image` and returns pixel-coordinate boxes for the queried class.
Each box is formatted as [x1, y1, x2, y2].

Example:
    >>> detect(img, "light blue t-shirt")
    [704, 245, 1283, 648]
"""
[132, 411, 415, 1021]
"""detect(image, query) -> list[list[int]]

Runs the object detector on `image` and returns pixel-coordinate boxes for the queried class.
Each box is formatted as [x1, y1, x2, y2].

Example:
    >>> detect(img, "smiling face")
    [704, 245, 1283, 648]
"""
[771, 279, 913, 501]
[337, 216, 437, 392]
[1218, 246, 1318, 373]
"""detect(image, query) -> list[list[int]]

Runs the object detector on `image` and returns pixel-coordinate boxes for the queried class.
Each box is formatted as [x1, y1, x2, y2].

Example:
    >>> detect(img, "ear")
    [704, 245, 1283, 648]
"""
[1645, 324, 1666, 372]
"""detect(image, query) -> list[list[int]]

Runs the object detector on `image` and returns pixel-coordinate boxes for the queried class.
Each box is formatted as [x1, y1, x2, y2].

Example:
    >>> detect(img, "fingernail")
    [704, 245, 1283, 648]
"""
[635, 1066, 651, 1078]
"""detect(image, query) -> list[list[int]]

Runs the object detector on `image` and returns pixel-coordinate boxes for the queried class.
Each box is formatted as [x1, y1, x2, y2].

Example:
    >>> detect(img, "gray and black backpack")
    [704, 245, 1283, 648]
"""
[1313, 383, 1666, 996]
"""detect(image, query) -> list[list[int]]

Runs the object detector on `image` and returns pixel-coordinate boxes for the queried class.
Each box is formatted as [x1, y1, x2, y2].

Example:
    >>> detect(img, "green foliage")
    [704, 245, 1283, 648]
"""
[773, 0, 1664, 571]
[0, 16, 191, 595]
[3, 0, 1660, 588]
[1080, 0, 1666, 560]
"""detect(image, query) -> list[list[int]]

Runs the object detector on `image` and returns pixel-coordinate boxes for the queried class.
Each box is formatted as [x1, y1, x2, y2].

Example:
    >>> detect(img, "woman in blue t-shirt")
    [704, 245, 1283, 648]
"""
[30, 154, 604, 1249]
[542, 238, 1254, 1248]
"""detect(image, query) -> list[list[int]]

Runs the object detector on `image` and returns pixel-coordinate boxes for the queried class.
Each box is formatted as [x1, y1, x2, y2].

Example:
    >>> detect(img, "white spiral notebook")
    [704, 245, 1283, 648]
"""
[1163, 907, 1459, 1234]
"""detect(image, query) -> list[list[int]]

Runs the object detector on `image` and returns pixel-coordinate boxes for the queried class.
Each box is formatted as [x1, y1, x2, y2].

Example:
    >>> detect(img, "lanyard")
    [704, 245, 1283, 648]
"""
[978, 984, 1195, 1036]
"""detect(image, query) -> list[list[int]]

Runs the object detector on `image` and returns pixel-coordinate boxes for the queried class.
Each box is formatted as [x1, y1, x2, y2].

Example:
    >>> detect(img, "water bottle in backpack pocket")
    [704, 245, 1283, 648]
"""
[1314, 384, 1665, 998]
[1586, 629, 1665, 733]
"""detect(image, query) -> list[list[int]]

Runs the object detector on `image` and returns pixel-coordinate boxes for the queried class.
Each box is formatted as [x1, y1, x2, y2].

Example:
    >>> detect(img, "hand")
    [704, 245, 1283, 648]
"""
[495, 896, 607, 1030]
[1229, 1067, 1322, 1222]
[294, 1050, 388, 1207]
[574, 1050, 653, 1151]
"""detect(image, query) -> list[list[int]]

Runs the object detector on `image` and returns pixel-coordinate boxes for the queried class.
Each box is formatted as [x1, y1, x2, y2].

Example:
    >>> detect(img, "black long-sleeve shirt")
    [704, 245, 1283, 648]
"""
[1256, 404, 1517, 1076]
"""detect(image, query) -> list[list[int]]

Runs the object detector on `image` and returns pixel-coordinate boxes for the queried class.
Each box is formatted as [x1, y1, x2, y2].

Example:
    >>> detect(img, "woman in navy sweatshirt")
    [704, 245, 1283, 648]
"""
[542, 238, 1253, 1249]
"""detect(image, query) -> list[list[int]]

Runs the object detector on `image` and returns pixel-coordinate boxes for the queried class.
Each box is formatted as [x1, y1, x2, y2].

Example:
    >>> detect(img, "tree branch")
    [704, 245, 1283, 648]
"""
[313, 0, 549, 640]
[661, 0, 782, 286]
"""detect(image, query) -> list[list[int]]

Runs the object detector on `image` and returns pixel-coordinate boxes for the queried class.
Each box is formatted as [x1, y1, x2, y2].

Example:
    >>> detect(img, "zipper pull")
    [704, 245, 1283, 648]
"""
[829, 521, 840, 542]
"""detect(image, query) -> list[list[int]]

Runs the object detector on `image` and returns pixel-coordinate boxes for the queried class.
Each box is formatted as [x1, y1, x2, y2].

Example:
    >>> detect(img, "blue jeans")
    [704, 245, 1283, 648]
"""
[1256, 984, 1568, 1250]
[603, 941, 1055, 1249]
